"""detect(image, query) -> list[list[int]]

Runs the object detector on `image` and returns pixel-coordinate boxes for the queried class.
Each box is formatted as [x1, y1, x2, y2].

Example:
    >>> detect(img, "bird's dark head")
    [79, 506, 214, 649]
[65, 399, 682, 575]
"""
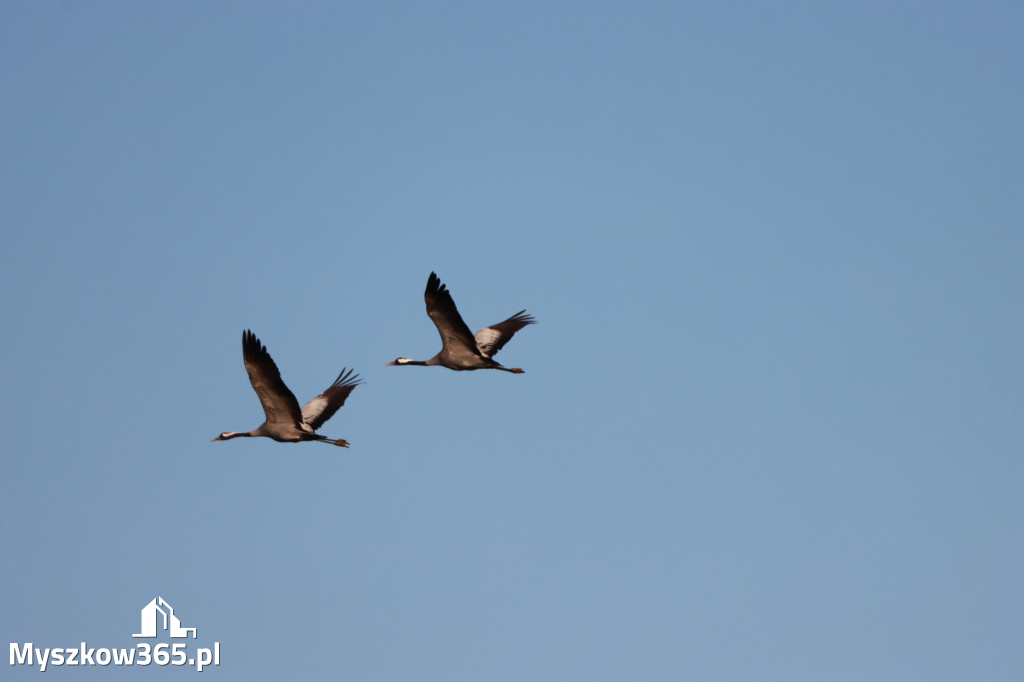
[213, 431, 251, 442]
[386, 358, 413, 366]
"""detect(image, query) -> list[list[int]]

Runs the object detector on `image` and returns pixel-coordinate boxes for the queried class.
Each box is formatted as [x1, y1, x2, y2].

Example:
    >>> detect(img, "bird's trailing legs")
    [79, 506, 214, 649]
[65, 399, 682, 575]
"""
[316, 438, 350, 447]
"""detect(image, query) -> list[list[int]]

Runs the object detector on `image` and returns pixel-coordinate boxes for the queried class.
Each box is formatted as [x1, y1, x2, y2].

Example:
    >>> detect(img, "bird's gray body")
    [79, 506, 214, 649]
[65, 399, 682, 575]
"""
[214, 330, 360, 446]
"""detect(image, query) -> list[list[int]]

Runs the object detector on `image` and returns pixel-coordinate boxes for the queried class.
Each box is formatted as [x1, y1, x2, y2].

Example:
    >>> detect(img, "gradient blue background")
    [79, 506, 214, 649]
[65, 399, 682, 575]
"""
[2, 2, 1022, 680]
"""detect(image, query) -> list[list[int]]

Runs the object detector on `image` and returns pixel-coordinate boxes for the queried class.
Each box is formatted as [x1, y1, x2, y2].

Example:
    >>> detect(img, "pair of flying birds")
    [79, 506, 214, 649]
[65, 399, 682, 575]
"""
[212, 272, 535, 448]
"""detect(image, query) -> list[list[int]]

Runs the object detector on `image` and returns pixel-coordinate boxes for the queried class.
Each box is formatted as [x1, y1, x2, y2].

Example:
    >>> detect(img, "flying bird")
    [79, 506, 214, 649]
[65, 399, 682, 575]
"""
[213, 330, 361, 447]
[387, 271, 535, 373]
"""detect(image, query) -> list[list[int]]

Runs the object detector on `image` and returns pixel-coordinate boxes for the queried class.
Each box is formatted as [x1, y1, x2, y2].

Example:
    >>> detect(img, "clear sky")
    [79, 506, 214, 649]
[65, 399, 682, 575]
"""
[2, 2, 1022, 680]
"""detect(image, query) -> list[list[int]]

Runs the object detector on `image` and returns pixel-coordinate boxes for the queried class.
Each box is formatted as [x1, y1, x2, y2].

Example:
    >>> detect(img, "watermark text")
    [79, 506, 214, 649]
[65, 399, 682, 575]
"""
[11, 642, 220, 672]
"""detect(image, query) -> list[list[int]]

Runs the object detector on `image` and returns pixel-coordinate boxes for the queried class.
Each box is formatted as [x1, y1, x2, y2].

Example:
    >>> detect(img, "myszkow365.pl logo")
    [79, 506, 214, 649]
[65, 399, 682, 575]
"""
[10, 597, 220, 672]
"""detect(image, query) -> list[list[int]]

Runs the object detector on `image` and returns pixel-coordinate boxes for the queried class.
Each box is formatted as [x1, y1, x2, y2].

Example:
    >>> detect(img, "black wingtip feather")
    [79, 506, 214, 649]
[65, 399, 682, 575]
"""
[509, 310, 537, 325]
[329, 367, 363, 390]
[426, 271, 447, 297]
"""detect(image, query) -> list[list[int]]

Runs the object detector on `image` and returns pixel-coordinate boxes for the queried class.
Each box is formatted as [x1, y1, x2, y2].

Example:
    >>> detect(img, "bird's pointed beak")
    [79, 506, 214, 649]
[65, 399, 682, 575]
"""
[385, 360, 397, 366]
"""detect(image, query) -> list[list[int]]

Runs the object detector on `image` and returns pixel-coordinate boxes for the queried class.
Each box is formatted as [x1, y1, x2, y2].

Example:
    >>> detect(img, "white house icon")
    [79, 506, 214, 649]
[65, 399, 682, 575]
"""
[132, 597, 197, 638]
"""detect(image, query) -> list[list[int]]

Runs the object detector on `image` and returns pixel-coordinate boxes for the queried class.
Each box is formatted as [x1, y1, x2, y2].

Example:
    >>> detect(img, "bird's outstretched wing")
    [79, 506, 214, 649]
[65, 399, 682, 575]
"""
[242, 330, 303, 428]
[475, 310, 535, 358]
[301, 368, 361, 431]
[424, 272, 482, 357]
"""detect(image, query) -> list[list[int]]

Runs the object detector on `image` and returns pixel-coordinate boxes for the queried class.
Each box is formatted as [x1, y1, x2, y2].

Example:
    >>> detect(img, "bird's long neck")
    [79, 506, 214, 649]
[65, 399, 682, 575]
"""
[220, 431, 256, 440]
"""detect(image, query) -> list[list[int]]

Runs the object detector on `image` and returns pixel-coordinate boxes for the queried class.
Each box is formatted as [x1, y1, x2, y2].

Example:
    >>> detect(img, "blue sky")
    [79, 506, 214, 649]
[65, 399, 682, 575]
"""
[2, 2, 1022, 680]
